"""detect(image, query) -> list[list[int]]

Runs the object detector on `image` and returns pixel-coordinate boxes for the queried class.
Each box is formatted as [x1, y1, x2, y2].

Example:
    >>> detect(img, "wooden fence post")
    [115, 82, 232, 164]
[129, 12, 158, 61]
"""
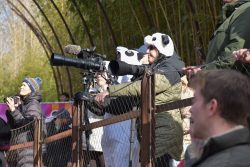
[72, 102, 83, 167]
[34, 119, 42, 167]
[140, 70, 156, 167]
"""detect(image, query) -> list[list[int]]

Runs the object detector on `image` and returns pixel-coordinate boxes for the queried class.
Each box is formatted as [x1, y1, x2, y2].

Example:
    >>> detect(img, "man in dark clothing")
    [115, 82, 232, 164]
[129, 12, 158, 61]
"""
[185, 70, 250, 167]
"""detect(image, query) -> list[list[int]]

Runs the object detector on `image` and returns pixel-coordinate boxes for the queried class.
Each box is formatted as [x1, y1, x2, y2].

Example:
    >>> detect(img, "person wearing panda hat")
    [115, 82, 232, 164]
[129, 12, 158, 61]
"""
[95, 32, 185, 166]
[100, 47, 141, 167]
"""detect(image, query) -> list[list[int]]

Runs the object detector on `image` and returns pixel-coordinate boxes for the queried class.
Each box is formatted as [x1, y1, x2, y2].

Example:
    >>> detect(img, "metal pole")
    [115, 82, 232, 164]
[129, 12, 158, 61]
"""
[129, 117, 137, 167]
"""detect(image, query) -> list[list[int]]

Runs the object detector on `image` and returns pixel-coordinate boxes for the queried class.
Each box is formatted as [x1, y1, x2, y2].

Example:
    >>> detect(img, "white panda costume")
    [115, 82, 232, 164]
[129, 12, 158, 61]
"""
[101, 47, 142, 167]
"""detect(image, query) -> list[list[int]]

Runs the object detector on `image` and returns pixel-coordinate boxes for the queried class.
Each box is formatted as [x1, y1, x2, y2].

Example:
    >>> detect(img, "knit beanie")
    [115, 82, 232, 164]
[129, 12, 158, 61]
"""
[23, 77, 42, 92]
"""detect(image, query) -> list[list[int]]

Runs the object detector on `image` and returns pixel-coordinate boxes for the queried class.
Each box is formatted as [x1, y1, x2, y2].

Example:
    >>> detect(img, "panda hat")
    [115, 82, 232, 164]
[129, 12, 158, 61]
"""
[114, 46, 143, 83]
[144, 32, 174, 57]
[116, 46, 142, 65]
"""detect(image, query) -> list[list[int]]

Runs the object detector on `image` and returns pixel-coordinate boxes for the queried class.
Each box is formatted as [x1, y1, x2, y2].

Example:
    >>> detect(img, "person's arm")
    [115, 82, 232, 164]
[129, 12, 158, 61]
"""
[95, 73, 173, 104]
[182, 66, 202, 79]
[109, 74, 172, 97]
[205, 6, 250, 70]
[10, 101, 41, 127]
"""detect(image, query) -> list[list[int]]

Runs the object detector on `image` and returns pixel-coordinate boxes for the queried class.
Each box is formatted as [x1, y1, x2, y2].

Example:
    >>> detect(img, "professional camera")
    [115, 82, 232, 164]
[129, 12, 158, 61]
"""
[51, 54, 106, 72]
[109, 60, 146, 77]
[50, 45, 109, 72]
[4, 96, 19, 104]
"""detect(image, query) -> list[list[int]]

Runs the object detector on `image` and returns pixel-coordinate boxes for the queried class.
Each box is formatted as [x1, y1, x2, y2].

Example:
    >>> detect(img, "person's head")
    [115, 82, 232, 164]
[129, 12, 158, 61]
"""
[144, 32, 175, 64]
[59, 92, 70, 102]
[189, 70, 250, 140]
[146, 45, 160, 64]
[21, 77, 42, 96]
[52, 109, 72, 131]
[95, 71, 108, 87]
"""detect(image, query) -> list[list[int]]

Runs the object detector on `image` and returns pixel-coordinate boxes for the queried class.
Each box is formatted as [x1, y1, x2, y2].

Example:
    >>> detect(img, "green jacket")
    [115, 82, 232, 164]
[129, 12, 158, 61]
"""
[109, 74, 183, 160]
[205, 1, 250, 70]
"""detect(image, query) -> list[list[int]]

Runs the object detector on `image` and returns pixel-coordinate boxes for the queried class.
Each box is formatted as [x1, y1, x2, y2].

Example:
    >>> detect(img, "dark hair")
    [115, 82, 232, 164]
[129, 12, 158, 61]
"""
[61, 92, 70, 99]
[190, 69, 250, 125]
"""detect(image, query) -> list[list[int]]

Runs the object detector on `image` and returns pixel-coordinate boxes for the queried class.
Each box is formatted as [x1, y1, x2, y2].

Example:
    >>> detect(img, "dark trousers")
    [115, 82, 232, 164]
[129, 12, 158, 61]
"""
[0, 151, 7, 167]
[155, 153, 171, 167]
[82, 150, 103, 167]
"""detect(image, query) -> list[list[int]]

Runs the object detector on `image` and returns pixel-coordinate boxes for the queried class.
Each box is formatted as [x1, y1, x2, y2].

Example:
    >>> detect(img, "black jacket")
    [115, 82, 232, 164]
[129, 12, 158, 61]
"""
[151, 53, 184, 85]
[7, 92, 42, 128]
[0, 118, 11, 151]
[185, 127, 250, 167]
[6, 92, 44, 167]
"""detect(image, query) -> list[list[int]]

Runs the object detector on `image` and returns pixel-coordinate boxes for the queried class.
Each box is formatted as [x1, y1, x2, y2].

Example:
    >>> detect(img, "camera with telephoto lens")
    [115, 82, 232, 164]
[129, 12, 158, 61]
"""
[51, 53, 106, 72]
[109, 60, 146, 78]
[50, 46, 107, 72]
[4, 96, 19, 104]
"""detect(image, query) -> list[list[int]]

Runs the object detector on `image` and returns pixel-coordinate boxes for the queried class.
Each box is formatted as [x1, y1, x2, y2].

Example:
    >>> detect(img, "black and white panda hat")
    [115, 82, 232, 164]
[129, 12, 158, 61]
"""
[116, 46, 143, 65]
[114, 46, 143, 83]
[144, 32, 174, 57]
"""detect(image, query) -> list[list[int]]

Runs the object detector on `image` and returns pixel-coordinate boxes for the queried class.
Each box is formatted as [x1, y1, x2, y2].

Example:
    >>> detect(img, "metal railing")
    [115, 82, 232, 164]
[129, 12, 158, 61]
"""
[5, 72, 192, 167]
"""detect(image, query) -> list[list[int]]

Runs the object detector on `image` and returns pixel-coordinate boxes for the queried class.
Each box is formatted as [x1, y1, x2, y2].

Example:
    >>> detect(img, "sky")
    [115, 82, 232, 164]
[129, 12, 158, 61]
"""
[0, 0, 12, 54]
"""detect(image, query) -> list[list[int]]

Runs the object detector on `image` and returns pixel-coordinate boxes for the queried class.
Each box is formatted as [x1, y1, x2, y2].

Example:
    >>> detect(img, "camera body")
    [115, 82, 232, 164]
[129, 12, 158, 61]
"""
[4, 96, 19, 104]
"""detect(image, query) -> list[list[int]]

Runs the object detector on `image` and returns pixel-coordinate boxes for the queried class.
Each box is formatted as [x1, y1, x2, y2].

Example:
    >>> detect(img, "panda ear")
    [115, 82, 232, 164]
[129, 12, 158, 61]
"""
[161, 35, 169, 45]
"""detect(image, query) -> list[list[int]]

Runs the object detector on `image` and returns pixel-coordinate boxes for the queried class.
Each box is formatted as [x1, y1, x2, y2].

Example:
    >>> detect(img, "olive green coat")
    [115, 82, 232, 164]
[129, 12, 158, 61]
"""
[108, 74, 183, 160]
[205, 1, 250, 71]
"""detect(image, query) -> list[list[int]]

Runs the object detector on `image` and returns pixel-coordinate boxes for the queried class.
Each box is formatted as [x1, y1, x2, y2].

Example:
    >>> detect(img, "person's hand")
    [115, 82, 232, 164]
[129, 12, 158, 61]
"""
[6, 97, 16, 112]
[232, 48, 250, 63]
[94, 91, 109, 104]
[182, 66, 201, 79]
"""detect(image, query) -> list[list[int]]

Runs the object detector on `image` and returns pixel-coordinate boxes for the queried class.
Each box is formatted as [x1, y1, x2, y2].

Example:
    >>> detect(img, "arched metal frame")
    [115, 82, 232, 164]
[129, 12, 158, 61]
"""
[16, 0, 60, 97]
[32, 0, 74, 97]
[4, 0, 155, 98]
[4, 0, 98, 98]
